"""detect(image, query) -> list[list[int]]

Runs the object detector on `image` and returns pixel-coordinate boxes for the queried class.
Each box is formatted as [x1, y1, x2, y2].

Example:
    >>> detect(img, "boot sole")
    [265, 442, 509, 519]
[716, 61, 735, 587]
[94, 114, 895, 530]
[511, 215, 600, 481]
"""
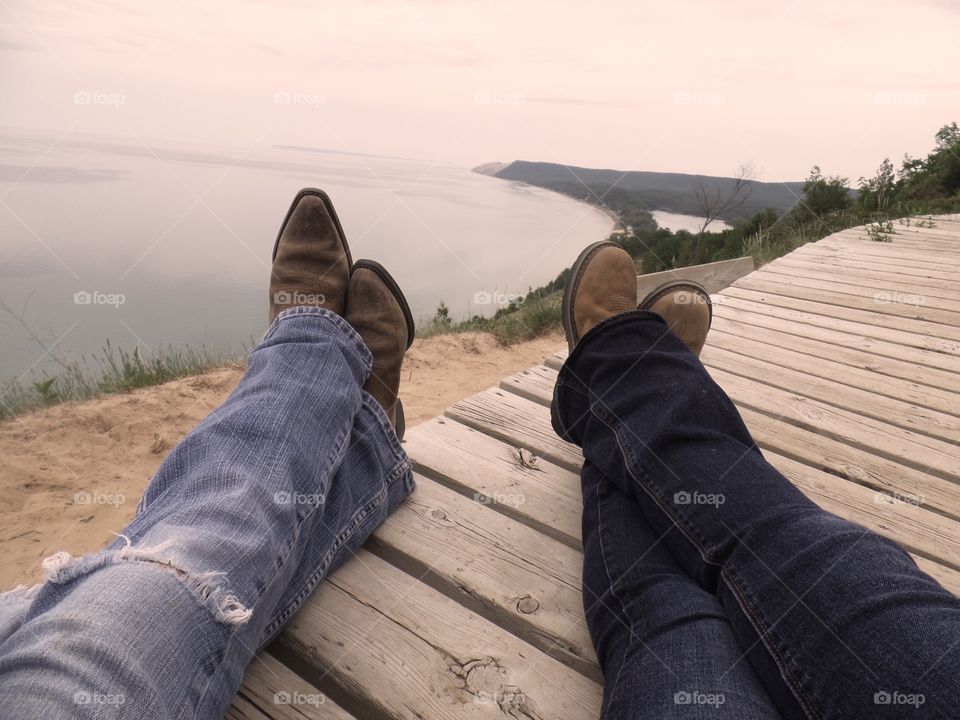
[562, 240, 621, 351]
[271, 188, 353, 269]
[353, 259, 416, 349]
[638, 279, 714, 329]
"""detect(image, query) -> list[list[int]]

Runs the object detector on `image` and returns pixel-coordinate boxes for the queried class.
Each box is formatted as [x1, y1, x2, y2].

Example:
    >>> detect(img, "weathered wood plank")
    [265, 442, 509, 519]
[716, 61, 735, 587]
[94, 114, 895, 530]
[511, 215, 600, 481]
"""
[403, 417, 582, 548]
[799, 244, 958, 274]
[718, 288, 960, 356]
[791, 245, 960, 282]
[748, 266, 960, 311]
[487, 374, 960, 584]
[700, 343, 960, 443]
[277, 550, 602, 720]
[368, 471, 598, 678]
[712, 296, 960, 379]
[727, 279, 960, 341]
[818, 237, 960, 267]
[732, 274, 960, 328]
[636, 256, 754, 298]
[710, 316, 960, 404]
[532, 353, 960, 485]
[768, 450, 960, 577]
[762, 260, 960, 302]
[830, 228, 960, 250]
[511, 361, 960, 522]
[835, 225, 960, 245]
[228, 653, 355, 720]
[446, 387, 582, 472]
[705, 365, 960, 481]
[772, 256, 960, 294]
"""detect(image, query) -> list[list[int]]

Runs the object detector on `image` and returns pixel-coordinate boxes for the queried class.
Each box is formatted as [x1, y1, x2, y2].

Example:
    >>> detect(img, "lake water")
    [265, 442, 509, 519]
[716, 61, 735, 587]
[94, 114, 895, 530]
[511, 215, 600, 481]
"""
[651, 210, 732, 234]
[0, 132, 614, 381]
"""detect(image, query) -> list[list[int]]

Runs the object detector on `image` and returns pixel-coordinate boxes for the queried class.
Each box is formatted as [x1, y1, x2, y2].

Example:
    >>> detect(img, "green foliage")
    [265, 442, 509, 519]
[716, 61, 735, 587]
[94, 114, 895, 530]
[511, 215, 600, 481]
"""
[433, 302, 451, 328]
[32, 377, 58, 403]
[426, 121, 960, 346]
[858, 158, 896, 212]
[899, 122, 960, 200]
[797, 165, 852, 218]
[866, 221, 894, 242]
[2, 344, 242, 420]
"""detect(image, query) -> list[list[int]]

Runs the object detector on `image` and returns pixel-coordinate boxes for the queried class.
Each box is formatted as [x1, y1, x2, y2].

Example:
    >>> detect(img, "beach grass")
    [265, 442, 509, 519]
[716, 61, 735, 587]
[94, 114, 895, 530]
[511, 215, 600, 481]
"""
[0, 343, 244, 421]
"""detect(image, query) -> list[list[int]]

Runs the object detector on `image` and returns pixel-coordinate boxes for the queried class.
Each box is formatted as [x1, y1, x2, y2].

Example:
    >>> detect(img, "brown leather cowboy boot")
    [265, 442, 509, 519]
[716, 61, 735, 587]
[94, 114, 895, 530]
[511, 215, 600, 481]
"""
[562, 241, 637, 352]
[638, 281, 713, 356]
[269, 188, 352, 322]
[345, 260, 415, 439]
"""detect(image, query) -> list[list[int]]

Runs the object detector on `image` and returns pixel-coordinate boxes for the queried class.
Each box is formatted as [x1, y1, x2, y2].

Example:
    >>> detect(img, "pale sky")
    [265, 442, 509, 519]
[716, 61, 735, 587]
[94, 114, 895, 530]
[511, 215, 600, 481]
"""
[1, 0, 957, 181]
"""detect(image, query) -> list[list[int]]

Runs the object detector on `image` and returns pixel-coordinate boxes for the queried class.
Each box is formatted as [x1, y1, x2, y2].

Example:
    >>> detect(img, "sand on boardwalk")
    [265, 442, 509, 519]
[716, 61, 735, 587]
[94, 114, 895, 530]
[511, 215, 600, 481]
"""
[0, 330, 565, 588]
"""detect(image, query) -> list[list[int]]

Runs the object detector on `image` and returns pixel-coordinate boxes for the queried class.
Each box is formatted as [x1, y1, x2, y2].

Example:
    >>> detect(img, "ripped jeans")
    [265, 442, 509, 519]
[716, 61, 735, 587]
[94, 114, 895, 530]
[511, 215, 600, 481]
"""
[0, 307, 415, 719]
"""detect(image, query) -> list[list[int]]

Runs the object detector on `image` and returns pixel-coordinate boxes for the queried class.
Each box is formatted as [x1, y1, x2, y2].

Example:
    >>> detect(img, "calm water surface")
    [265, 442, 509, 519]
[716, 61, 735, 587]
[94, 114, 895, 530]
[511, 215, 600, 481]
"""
[0, 133, 613, 380]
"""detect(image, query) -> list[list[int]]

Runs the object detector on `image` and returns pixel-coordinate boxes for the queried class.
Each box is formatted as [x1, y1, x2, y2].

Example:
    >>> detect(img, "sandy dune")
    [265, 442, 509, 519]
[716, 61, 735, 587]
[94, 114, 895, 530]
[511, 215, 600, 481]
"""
[0, 331, 564, 588]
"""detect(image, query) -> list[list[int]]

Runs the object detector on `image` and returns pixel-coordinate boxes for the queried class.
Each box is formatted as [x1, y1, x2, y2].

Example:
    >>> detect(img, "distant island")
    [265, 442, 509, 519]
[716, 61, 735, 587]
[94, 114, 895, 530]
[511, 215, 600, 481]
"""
[473, 159, 805, 229]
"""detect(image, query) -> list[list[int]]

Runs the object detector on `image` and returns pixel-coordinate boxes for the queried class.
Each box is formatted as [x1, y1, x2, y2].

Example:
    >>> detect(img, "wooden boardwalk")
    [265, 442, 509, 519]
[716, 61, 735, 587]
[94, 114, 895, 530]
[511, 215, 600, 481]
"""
[229, 215, 960, 719]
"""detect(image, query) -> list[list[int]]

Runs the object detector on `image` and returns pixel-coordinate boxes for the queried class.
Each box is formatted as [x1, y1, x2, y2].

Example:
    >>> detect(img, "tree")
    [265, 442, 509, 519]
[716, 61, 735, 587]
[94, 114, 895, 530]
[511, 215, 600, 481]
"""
[432, 301, 451, 329]
[799, 166, 851, 216]
[857, 157, 897, 212]
[693, 163, 757, 235]
[899, 122, 960, 199]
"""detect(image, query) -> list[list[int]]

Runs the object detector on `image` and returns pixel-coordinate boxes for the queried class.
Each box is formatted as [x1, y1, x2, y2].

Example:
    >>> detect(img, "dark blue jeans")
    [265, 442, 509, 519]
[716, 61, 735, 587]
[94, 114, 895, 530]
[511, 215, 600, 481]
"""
[553, 310, 960, 720]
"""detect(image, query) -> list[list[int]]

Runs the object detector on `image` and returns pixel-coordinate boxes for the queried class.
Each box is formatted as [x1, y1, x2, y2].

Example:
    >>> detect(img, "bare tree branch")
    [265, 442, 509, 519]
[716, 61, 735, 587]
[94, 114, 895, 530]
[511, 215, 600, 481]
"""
[693, 162, 757, 235]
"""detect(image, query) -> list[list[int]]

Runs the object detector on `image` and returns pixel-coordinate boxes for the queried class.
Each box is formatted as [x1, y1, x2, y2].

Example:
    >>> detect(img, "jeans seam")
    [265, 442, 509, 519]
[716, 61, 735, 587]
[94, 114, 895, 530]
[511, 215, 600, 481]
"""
[593, 388, 819, 718]
[595, 481, 631, 716]
[721, 568, 822, 720]
[589, 401, 720, 566]
[260, 483, 391, 641]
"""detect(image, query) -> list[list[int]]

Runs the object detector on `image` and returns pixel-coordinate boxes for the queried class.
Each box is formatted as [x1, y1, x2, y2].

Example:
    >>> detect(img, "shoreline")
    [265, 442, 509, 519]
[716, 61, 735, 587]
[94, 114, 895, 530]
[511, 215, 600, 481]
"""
[478, 168, 622, 235]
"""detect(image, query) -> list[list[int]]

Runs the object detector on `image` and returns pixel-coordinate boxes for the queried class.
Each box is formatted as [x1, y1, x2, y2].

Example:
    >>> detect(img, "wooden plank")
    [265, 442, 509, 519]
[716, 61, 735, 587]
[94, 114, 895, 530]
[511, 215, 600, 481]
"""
[636, 256, 754, 299]
[770, 256, 960, 295]
[483, 375, 960, 587]
[514, 360, 960, 523]
[403, 417, 582, 549]
[699, 343, 960, 443]
[229, 653, 355, 720]
[839, 225, 960, 245]
[818, 237, 960, 267]
[718, 288, 960, 356]
[795, 246, 960, 279]
[368, 471, 598, 679]
[712, 301, 960, 389]
[446, 387, 583, 472]
[818, 237, 960, 262]
[766, 451, 960, 577]
[704, 365, 960, 482]
[830, 229, 960, 252]
[276, 550, 602, 720]
[750, 266, 960, 309]
[710, 316, 960, 417]
[737, 405, 960, 523]
[729, 276, 960, 339]
[765, 258, 960, 301]
[791, 245, 960, 282]
[735, 271, 960, 324]
[800, 239, 959, 267]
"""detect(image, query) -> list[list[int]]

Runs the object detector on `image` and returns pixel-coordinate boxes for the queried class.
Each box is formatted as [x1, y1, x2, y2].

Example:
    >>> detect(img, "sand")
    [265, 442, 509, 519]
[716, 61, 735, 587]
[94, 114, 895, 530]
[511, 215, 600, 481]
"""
[0, 330, 564, 588]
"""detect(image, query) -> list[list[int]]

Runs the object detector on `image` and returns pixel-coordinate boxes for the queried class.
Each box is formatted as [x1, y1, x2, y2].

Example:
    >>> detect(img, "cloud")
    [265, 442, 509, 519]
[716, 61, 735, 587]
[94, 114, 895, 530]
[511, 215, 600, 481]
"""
[0, 37, 35, 52]
[526, 96, 645, 108]
[0, 165, 127, 184]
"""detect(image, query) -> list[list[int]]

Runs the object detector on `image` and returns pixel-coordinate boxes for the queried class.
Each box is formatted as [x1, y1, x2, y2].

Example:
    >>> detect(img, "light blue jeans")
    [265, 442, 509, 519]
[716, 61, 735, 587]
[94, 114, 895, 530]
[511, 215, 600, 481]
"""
[0, 307, 415, 718]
